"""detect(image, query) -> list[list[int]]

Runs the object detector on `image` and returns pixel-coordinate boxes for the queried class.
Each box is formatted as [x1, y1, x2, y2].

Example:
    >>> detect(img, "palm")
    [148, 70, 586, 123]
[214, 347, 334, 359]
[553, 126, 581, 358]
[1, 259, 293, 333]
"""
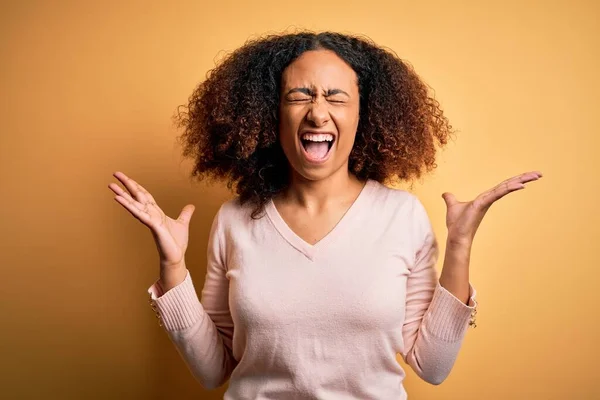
[108, 171, 195, 268]
[151, 215, 189, 267]
[442, 171, 543, 244]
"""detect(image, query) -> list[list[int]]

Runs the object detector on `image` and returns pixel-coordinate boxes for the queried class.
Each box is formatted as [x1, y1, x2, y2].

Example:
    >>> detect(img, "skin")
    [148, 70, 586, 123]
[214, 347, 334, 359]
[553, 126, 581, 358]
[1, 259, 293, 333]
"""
[439, 170, 542, 304]
[107, 50, 544, 303]
[274, 49, 366, 245]
[273, 49, 543, 306]
[278, 49, 360, 184]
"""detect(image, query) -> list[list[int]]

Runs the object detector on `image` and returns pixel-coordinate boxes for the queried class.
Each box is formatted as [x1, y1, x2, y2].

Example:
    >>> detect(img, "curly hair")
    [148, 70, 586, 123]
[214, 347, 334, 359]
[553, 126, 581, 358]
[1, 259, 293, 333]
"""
[175, 30, 454, 218]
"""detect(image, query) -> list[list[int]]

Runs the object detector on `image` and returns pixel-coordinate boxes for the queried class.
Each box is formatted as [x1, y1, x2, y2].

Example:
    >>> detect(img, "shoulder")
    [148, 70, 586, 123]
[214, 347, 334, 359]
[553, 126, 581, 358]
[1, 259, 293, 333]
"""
[366, 179, 421, 214]
[210, 196, 264, 235]
[363, 180, 435, 249]
[213, 196, 254, 224]
[206, 197, 256, 255]
[366, 179, 432, 229]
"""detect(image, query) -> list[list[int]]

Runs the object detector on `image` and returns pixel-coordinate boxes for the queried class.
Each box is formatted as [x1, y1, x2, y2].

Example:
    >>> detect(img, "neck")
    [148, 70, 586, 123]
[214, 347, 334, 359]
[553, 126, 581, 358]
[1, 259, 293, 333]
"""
[283, 167, 365, 210]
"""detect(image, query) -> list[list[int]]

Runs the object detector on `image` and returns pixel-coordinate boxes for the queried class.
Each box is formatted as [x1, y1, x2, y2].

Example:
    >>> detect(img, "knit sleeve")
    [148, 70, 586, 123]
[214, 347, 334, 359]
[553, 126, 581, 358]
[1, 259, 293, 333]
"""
[400, 196, 477, 385]
[146, 205, 237, 389]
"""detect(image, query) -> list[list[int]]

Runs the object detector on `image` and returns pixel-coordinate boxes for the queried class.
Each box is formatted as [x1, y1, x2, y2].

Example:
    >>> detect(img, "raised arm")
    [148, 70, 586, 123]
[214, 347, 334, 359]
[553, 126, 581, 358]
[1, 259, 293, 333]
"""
[400, 196, 477, 385]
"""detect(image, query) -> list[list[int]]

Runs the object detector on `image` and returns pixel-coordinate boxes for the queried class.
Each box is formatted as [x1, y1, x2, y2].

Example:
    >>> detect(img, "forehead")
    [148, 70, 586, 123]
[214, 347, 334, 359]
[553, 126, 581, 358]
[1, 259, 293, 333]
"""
[281, 49, 358, 91]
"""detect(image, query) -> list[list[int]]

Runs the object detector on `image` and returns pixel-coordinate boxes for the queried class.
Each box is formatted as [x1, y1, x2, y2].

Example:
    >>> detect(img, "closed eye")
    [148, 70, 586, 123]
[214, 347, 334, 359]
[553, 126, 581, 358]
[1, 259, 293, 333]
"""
[286, 96, 312, 102]
[286, 96, 347, 104]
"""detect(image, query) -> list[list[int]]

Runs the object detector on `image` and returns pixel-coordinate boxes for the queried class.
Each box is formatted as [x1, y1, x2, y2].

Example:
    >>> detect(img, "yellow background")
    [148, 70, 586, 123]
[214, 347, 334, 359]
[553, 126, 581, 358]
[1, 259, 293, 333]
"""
[2, 0, 598, 398]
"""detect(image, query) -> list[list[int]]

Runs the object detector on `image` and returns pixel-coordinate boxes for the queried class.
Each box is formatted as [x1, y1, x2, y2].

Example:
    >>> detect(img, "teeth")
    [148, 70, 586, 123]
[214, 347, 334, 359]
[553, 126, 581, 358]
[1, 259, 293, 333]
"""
[301, 133, 334, 142]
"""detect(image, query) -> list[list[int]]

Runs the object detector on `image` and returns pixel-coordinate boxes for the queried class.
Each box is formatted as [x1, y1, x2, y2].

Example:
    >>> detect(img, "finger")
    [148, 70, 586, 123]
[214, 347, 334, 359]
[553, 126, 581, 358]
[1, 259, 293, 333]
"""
[115, 189, 153, 217]
[495, 171, 542, 196]
[114, 194, 152, 225]
[108, 182, 148, 211]
[108, 182, 137, 202]
[476, 180, 524, 209]
[109, 179, 167, 227]
[499, 171, 542, 188]
[113, 171, 154, 204]
[177, 204, 195, 225]
[441, 192, 457, 208]
[518, 171, 543, 184]
[478, 171, 542, 206]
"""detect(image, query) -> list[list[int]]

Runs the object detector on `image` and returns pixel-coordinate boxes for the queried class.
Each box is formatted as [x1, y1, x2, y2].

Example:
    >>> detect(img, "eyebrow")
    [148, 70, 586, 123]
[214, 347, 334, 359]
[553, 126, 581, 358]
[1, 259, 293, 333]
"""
[286, 88, 350, 97]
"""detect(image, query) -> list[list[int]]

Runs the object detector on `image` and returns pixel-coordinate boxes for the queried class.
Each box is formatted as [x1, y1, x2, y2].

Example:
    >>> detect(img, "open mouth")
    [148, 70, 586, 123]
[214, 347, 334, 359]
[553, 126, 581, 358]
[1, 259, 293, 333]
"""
[300, 132, 335, 162]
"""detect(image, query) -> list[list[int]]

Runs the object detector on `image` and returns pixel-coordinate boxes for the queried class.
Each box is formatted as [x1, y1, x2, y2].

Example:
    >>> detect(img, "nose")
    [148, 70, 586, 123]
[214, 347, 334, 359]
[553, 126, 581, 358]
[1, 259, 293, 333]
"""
[306, 98, 330, 127]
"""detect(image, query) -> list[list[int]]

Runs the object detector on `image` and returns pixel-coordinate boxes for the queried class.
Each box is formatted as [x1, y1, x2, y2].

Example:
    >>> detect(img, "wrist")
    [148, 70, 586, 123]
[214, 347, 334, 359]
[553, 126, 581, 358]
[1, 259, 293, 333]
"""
[159, 262, 187, 292]
[446, 236, 473, 251]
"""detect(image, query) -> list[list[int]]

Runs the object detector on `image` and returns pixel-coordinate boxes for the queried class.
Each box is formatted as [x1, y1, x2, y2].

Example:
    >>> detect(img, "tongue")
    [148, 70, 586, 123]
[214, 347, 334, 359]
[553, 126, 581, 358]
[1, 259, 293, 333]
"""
[304, 141, 329, 159]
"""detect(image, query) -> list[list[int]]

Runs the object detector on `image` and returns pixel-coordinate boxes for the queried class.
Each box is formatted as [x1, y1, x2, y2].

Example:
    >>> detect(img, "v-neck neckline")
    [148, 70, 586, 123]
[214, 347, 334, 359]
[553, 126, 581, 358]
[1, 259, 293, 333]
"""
[265, 179, 375, 261]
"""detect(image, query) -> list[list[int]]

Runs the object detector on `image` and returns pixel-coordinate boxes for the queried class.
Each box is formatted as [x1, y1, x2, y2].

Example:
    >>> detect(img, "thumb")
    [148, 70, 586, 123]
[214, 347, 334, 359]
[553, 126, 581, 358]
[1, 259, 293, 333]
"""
[177, 204, 196, 226]
[441, 192, 457, 208]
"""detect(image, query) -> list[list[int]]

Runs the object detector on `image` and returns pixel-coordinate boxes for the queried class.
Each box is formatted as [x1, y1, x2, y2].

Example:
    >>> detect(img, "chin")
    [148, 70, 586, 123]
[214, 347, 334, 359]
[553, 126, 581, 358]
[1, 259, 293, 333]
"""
[292, 159, 349, 183]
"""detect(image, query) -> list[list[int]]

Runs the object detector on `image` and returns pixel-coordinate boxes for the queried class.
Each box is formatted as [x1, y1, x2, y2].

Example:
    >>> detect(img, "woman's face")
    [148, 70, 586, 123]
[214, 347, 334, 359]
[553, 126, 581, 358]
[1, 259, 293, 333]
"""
[279, 49, 360, 183]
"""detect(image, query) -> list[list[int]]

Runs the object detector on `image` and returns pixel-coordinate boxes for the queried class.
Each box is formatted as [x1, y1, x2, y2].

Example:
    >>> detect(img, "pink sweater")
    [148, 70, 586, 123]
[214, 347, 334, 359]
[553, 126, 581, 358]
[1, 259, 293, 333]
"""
[147, 180, 477, 399]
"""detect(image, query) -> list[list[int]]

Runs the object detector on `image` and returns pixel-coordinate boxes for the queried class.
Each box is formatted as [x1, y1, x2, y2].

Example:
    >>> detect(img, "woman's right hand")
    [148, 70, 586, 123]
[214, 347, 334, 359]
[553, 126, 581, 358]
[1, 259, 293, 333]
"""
[108, 171, 196, 287]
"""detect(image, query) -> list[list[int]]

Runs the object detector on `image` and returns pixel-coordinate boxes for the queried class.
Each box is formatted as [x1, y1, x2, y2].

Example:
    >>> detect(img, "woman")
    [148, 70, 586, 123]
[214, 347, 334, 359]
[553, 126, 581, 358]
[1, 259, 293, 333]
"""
[108, 31, 541, 399]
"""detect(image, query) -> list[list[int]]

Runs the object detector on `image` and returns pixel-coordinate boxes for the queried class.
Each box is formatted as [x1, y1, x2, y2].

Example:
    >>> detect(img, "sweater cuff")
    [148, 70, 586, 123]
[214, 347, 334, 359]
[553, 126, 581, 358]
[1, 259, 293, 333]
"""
[423, 282, 478, 342]
[146, 269, 205, 331]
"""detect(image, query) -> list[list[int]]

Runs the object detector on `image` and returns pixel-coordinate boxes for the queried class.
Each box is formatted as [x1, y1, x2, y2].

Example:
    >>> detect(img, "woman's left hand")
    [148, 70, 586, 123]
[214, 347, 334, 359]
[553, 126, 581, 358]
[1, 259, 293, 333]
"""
[441, 171, 543, 246]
